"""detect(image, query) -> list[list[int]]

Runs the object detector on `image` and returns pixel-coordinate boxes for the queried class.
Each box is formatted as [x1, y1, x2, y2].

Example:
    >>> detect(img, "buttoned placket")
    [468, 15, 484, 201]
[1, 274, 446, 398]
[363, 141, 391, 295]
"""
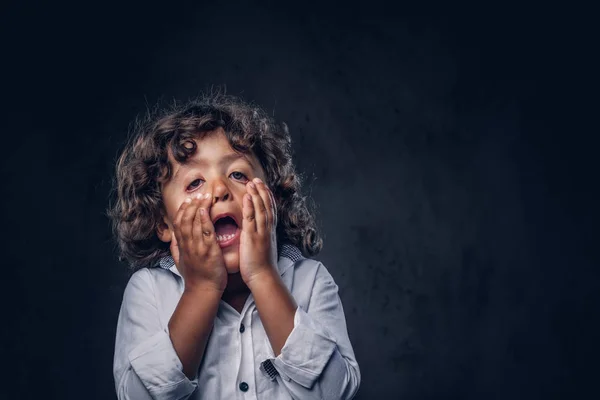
[221, 295, 258, 400]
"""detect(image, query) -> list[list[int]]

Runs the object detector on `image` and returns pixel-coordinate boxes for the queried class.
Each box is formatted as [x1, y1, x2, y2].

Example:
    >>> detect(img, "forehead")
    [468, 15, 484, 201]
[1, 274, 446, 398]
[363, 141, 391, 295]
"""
[169, 129, 260, 178]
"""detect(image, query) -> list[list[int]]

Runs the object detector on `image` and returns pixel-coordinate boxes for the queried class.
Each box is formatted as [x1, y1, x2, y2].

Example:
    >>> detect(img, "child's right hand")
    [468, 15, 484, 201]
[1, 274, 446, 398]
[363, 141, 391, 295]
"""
[170, 193, 228, 293]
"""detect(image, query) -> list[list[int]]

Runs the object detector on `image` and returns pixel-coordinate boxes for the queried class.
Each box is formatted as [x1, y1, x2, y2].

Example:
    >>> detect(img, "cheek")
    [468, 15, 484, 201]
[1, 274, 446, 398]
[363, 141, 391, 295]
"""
[232, 185, 250, 201]
[163, 197, 185, 226]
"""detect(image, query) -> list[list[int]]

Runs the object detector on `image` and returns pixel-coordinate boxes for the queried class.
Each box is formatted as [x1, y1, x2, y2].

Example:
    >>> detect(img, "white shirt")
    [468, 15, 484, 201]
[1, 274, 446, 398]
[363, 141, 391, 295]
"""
[113, 244, 361, 400]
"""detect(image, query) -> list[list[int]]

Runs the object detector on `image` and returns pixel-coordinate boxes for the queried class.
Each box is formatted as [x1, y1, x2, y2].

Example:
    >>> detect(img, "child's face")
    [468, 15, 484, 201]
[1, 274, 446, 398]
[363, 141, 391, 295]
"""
[157, 128, 267, 274]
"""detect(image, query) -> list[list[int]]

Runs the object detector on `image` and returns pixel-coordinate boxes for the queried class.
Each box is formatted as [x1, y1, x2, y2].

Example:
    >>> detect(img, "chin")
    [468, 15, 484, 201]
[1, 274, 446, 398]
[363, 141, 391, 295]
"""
[223, 248, 240, 274]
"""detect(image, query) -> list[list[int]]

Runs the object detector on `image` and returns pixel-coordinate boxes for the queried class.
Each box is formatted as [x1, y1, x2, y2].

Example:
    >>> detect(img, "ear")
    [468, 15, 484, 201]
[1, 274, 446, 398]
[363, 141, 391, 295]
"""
[156, 216, 173, 243]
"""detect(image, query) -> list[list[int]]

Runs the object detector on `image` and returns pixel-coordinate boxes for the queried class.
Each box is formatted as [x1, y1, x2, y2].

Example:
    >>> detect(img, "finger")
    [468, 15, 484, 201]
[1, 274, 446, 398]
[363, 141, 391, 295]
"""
[180, 195, 203, 242]
[268, 188, 278, 227]
[254, 178, 275, 229]
[243, 190, 256, 232]
[200, 201, 217, 246]
[173, 197, 193, 242]
[263, 183, 278, 228]
[169, 231, 180, 266]
[249, 179, 268, 234]
[192, 193, 216, 243]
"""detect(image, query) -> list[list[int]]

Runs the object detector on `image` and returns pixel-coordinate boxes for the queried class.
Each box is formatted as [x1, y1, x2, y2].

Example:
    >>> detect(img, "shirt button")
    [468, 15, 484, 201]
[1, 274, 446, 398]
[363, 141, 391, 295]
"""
[239, 382, 249, 392]
[239, 323, 245, 333]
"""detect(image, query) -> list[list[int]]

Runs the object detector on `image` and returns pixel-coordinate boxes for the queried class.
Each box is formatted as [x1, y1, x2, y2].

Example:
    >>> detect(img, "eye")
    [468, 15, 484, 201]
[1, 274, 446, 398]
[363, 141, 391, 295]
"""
[230, 171, 249, 182]
[187, 178, 204, 191]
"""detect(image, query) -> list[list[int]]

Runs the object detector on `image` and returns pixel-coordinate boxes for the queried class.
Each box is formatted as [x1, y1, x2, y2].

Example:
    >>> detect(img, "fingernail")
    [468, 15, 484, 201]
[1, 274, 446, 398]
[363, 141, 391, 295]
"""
[204, 193, 212, 199]
[185, 197, 192, 203]
[254, 178, 262, 184]
[248, 182, 255, 189]
[200, 208, 205, 215]
[196, 193, 203, 200]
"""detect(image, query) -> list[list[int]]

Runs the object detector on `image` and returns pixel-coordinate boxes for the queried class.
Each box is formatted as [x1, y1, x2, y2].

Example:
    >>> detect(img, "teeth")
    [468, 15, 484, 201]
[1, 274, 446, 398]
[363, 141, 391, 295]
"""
[216, 234, 235, 242]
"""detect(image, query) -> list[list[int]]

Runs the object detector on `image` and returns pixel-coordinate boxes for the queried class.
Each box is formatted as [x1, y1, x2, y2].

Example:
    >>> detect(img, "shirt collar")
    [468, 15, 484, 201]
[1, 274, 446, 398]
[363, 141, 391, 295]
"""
[154, 243, 305, 279]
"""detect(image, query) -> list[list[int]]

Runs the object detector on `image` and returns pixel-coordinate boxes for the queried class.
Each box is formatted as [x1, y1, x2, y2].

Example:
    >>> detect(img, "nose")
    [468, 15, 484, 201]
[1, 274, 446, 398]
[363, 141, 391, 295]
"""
[209, 178, 231, 204]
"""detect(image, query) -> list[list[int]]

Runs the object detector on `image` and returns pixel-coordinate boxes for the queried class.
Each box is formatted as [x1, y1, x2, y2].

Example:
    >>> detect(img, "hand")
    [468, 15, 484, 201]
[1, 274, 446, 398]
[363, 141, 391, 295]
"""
[239, 177, 279, 286]
[170, 192, 228, 293]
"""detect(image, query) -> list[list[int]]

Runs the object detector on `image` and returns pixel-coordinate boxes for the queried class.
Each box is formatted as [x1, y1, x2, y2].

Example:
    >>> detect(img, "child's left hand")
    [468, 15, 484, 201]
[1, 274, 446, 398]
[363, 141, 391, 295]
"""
[239, 177, 278, 286]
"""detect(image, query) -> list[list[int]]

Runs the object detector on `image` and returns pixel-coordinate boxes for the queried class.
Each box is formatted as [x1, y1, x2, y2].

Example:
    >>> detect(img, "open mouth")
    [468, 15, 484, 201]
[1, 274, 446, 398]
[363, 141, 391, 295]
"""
[213, 215, 240, 248]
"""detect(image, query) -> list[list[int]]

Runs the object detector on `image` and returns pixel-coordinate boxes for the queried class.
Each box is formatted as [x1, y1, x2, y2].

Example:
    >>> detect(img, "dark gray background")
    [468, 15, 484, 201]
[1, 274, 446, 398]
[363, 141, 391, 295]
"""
[2, 1, 597, 399]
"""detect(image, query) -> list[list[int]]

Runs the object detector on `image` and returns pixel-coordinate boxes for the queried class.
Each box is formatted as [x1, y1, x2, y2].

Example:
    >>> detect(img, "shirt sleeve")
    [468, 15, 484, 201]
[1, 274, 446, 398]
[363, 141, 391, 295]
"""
[113, 268, 198, 400]
[261, 262, 361, 399]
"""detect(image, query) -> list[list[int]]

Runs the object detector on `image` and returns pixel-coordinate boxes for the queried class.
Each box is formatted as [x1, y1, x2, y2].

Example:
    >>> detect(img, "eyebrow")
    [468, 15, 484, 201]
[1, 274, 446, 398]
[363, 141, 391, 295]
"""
[172, 152, 251, 182]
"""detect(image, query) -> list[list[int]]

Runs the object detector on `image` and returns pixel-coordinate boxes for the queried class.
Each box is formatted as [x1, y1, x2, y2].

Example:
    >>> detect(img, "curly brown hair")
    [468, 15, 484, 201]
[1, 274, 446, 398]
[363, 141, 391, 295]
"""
[107, 91, 323, 271]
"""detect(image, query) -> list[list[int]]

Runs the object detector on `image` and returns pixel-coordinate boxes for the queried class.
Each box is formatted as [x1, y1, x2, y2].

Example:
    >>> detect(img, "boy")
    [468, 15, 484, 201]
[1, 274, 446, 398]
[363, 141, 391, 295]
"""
[109, 92, 360, 399]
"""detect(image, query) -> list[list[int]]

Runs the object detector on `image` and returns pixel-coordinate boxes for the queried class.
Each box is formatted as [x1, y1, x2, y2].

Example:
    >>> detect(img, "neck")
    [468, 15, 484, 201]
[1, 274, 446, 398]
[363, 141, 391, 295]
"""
[221, 273, 250, 313]
[223, 273, 248, 294]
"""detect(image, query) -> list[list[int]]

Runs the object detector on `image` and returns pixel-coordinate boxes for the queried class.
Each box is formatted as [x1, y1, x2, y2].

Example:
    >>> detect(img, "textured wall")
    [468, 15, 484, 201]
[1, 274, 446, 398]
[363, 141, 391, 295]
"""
[2, 1, 597, 399]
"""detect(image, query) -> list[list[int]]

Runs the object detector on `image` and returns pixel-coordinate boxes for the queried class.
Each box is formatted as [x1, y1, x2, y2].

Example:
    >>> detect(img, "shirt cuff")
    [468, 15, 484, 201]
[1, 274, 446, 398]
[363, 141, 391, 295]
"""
[267, 306, 338, 389]
[128, 327, 198, 399]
